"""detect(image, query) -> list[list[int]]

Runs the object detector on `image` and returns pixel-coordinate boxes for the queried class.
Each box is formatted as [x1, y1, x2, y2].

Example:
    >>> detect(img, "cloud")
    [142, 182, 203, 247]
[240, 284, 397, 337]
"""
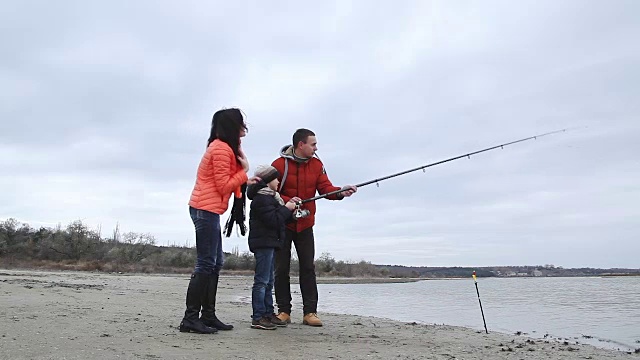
[1, 0, 639, 268]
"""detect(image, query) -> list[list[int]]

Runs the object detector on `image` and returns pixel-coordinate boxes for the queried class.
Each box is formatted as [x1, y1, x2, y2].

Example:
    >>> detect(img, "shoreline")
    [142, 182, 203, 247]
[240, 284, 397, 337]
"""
[2, 260, 639, 280]
[1, 269, 638, 359]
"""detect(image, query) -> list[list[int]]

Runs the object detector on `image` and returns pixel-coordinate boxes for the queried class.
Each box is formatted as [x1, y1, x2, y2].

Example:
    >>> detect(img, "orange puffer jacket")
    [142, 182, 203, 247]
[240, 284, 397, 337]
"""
[189, 139, 248, 214]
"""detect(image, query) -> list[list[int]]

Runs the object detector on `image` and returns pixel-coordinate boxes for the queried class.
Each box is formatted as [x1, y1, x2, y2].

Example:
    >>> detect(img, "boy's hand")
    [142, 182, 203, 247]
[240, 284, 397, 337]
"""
[285, 197, 301, 211]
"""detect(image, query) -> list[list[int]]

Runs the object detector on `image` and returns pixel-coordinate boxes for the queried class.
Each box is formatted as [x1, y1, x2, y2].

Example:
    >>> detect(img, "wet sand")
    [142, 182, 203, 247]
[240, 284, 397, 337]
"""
[0, 269, 636, 359]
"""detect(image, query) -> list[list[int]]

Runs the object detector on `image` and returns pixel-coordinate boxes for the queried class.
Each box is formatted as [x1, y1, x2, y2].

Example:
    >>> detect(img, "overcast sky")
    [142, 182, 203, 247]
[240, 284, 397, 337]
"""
[1, 1, 638, 268]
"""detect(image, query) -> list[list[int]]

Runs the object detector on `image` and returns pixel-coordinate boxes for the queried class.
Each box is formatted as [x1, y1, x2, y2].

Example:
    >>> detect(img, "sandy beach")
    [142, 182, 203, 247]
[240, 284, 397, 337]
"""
[0, 269, 636, 360]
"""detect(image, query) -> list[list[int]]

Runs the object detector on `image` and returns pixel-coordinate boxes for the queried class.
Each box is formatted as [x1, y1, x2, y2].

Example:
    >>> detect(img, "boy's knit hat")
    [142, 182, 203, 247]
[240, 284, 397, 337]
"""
[254, 165, 280, 184]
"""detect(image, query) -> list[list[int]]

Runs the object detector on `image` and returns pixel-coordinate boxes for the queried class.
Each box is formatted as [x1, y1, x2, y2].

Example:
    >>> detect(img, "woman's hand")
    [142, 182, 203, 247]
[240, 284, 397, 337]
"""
[237, 151, 249, 172]
[247, 176, 261, 185]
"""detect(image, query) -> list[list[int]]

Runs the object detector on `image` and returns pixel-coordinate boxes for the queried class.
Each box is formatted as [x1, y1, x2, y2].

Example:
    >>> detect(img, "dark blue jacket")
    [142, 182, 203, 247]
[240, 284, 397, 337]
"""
[247, 181, 293, 252]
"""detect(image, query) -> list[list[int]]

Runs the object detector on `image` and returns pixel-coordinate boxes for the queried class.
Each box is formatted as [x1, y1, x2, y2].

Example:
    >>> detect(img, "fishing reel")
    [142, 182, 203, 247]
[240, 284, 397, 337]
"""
[293, 204, 310, 220]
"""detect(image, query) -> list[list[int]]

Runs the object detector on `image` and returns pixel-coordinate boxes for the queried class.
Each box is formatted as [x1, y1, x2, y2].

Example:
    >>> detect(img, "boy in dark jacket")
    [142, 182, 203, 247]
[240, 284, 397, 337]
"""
[247, 165, 301, 330]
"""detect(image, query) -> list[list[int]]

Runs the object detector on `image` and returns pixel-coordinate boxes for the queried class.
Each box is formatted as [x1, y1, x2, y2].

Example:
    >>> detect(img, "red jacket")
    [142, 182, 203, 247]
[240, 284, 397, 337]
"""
[271, 145, 342, 232]
[189, 140, 247, 214]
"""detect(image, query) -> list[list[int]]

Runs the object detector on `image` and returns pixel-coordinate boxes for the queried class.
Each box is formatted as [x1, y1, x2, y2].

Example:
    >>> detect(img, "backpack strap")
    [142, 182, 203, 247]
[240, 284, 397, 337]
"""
[278, 158, 289, 193]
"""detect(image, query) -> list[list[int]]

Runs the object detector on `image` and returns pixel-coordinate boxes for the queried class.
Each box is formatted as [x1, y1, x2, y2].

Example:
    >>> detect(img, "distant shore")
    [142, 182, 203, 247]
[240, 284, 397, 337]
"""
[1, 269, 637, 359]
[296, 276, 423, 284]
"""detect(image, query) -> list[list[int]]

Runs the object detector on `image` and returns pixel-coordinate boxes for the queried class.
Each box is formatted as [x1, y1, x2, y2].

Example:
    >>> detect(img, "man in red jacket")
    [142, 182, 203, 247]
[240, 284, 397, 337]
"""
[271, 128, 356, 327]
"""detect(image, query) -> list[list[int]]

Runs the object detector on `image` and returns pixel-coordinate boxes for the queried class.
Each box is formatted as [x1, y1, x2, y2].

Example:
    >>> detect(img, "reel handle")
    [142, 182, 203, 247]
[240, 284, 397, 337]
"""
[293, 204, 310, 220]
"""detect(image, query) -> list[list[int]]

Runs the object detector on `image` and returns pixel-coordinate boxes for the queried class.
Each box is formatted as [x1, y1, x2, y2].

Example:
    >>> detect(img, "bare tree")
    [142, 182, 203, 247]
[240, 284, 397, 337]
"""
[49, 220, 99, 260]
[118, 232, 156, 262]
[111, 222, 121, 244]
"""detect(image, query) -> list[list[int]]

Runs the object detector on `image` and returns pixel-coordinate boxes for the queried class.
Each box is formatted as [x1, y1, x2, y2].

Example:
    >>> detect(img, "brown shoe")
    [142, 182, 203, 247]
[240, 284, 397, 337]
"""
[268, 314, 288, 327]
[302, 313, 323, 327]
[275, 312, 291, 324]
[251, 317, 276, 330]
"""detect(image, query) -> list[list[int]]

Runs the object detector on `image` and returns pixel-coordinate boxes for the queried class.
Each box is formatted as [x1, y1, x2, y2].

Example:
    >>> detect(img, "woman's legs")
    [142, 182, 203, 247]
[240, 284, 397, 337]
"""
[179, 207, 220, 334]
[193, 208, 220, 275]
[198, 210, 233, 330]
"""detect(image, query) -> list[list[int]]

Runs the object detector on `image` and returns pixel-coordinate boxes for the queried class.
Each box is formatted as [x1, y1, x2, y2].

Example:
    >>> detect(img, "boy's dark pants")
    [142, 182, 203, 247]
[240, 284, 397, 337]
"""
[274, 227, 317, 315]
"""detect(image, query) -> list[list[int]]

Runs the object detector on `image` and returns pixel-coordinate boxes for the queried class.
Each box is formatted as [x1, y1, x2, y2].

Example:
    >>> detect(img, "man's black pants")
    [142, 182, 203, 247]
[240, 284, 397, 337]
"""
[274, 227, 317, 315]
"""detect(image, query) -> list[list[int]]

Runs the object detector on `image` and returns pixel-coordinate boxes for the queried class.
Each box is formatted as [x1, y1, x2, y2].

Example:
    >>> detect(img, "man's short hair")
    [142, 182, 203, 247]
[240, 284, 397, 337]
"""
[292, 128, 315, 147]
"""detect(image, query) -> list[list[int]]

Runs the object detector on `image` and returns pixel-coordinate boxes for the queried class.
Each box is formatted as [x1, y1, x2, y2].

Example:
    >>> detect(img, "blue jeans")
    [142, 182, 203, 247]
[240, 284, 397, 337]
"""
[189, 206, 223, 275]
[251, 248, 275, 321]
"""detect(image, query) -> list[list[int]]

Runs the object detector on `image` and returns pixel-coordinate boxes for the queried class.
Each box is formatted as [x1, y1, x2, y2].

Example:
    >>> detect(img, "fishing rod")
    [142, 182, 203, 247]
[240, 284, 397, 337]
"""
[472, 271, 489, 334]
[292, 128, 573, 219]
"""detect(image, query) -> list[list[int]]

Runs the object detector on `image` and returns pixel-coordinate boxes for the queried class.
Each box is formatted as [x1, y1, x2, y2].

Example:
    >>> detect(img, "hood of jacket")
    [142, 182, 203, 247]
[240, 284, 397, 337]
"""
[247, 180, 268, 200]
[279, 145, 319, 163]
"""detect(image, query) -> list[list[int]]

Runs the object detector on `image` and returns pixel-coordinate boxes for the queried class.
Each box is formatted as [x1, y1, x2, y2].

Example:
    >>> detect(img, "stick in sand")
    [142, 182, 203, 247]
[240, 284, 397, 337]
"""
[473, 270, 488, 334]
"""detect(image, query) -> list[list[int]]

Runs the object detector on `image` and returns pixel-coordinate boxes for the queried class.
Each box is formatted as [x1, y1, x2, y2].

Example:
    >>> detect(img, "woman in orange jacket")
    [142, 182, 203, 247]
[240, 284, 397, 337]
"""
[179, 108, 260, 334]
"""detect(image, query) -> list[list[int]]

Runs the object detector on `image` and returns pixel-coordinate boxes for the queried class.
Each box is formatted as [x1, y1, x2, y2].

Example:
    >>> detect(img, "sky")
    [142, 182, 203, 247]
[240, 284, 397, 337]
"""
[1, 1, 638, 268]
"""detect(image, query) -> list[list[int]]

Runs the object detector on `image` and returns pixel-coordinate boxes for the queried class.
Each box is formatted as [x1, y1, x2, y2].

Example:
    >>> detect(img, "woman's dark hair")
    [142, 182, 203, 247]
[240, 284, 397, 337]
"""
[208, 108, 247, 158]
[208, 109, 249, 238]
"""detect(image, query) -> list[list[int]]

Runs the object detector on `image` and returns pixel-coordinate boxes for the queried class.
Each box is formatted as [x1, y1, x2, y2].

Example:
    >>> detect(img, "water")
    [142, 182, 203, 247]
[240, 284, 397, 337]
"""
[309, 277, 640, 352]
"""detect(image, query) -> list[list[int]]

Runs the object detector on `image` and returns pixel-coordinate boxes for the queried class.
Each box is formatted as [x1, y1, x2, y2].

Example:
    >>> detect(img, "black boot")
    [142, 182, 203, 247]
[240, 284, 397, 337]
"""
[179, 273, 217, 334]
[201, 273, 234, 330]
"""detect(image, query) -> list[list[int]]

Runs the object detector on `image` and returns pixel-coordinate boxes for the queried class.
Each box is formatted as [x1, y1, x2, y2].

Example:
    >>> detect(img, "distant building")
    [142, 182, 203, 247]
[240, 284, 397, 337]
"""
[533, 270, 543, 277]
